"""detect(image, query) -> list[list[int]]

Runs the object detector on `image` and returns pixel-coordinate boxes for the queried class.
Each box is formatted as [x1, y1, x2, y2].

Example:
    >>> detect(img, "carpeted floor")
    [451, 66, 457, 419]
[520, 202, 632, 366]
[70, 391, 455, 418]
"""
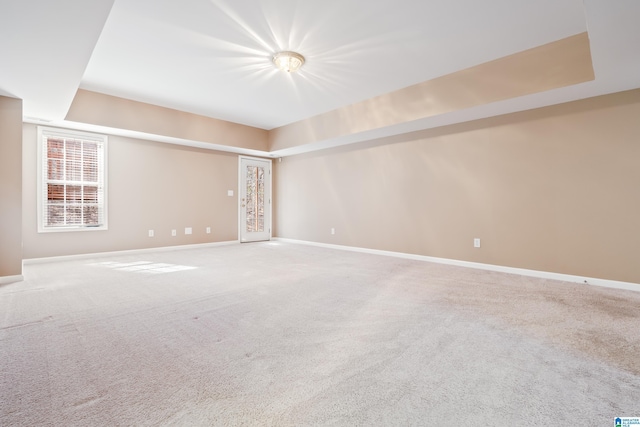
[1, 241, 639, 426]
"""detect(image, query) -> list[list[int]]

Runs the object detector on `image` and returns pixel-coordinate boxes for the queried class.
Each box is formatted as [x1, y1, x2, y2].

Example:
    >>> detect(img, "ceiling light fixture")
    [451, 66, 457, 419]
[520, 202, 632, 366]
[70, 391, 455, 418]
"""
[272, 51, 305, 73]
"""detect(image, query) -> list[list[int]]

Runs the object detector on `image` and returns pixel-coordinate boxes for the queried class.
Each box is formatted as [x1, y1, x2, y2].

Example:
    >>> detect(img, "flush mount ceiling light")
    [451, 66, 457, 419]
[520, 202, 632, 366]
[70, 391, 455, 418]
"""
[272, 51, 305, 73]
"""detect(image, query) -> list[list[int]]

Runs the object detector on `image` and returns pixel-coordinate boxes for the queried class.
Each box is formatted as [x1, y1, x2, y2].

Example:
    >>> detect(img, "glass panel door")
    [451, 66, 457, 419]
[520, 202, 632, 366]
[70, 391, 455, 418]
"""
[239, 157, 271, 242]
[245, 165, 265, 233]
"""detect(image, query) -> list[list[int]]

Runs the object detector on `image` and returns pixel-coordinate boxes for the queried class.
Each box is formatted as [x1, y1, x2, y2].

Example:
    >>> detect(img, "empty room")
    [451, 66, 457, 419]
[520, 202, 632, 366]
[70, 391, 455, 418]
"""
[1, 0, 640, 426]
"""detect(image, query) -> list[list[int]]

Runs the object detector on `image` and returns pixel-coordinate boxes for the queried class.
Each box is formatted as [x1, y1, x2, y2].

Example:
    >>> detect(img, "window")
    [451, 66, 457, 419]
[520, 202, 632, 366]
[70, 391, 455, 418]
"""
[37, 127, 107, 232]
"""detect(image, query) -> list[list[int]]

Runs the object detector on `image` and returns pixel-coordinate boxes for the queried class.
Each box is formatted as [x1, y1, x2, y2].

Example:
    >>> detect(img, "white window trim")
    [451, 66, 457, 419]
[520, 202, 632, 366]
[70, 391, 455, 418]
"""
[37, 126, 108, 233]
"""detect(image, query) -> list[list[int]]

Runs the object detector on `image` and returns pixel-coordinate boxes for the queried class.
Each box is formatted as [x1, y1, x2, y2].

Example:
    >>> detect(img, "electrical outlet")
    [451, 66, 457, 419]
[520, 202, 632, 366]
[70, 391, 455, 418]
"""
[331, 228, 335, 235]
[148, 230, 154, 238]
[206, 227, 211, 234]
[171, 229, 177, 237]
[474, 238, 481, 248]
[227, 190, 234, 196]
[185, 227, 192, 235]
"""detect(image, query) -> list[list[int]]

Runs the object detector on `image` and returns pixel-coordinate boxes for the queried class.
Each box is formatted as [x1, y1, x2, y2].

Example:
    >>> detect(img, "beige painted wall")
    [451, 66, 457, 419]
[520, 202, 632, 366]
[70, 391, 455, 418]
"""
[274, 89, 640, 284]
[67, 89, 269, 152]
[23, 124, 239, 259]
[269, 33, 594, 151]
[0, 96, 23, 280]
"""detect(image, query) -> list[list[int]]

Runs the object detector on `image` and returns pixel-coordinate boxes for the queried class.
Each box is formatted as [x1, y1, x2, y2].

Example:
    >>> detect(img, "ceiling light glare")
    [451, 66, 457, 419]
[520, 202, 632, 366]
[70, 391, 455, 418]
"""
[273, 51, 305, 73]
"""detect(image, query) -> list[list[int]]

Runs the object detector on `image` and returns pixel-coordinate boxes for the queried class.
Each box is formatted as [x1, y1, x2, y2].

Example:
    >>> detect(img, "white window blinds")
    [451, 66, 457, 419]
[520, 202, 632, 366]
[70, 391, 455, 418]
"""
[37, 127, 107, 232]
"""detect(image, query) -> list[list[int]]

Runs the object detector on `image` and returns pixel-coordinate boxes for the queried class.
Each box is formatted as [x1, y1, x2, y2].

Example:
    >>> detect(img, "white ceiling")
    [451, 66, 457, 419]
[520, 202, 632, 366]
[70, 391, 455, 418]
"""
[80, 0, 587, 129]
[1, 0, 640, 149]
[0, 0, 115, 120]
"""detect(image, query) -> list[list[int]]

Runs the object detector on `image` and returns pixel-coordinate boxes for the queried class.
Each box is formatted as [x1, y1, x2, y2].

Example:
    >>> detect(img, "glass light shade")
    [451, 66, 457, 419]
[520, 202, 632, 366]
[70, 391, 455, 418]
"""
[273, 51, 305, 73]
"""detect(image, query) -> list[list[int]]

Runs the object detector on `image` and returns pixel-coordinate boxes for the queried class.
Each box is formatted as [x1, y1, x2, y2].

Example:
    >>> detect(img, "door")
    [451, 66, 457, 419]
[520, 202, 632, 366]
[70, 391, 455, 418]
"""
[239, 156, 271, 242]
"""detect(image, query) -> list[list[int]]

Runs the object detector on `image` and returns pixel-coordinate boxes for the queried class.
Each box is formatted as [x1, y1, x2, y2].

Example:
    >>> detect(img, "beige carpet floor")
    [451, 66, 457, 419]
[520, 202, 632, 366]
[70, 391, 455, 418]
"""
[1, 241, 639, 426]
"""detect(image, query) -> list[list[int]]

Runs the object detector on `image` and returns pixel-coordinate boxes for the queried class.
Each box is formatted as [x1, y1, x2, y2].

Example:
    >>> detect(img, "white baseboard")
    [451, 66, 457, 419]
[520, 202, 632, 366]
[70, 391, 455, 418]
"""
[0, 275, 24, 285]
[274, 238, 640, 292]
[23, 240, 240, 265]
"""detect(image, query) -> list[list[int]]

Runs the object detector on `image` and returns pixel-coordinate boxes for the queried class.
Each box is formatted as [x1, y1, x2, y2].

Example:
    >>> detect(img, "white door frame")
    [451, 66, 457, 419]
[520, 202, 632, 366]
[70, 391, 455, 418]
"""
[238, 156, 272, 242]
